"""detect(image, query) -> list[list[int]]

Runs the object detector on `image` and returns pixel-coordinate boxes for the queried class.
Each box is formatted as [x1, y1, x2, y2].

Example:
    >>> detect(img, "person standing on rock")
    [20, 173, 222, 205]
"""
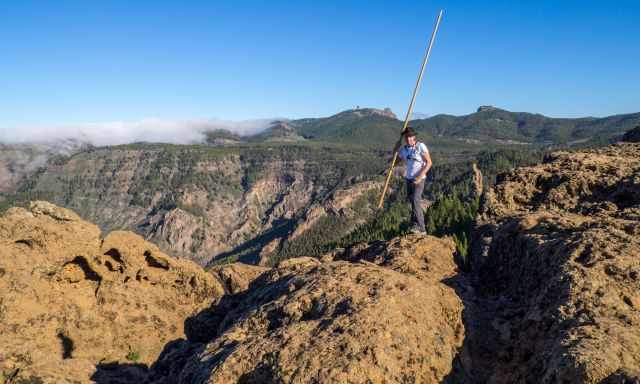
[393, 127, 432, 234]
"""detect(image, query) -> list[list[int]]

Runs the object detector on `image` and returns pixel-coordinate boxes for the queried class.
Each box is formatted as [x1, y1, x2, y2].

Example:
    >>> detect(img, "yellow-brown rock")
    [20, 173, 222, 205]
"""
[471, 143, 640, 383]
[147, 235, 465, 384]
[208, 262, 269, 294]
[0, 201, 224, 383]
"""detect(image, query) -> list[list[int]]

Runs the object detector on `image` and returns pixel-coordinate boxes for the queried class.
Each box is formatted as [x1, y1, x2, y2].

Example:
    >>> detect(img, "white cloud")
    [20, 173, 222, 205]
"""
[0, 117, 278, 146]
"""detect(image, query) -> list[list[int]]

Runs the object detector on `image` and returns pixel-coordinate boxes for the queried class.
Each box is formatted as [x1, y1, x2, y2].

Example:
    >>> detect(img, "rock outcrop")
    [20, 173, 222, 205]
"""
[0, 200, 466, 383]
[0, 201, 224, 383]
[477, 105, 502, 113]
[350, 107, 397, 120]
[470, 143, 640, 383]
[147, 235, 465, 383]
[471, 162, 484, 200]
[208, 262, 269, 294]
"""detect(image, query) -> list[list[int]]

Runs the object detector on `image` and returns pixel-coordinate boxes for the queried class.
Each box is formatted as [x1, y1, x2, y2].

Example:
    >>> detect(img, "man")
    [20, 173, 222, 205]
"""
[393, 127, 432, 234]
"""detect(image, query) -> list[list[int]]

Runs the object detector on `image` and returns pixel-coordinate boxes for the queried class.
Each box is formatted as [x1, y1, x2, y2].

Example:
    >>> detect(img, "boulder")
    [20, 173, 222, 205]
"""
[0, 201, 224, 383]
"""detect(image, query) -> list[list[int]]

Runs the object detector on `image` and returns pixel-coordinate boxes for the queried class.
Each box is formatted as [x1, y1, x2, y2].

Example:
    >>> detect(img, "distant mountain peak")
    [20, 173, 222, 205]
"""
[250, 119, 305, 143]
[477, 105, 504, 113]
[342, 107, 397, 120]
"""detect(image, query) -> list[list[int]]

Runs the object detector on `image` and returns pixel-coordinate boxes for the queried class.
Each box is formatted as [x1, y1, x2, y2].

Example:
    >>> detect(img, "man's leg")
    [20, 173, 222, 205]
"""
[406, 178, 414, 203]
[411, 179, 426, 233]
[406, 179, 417, 229]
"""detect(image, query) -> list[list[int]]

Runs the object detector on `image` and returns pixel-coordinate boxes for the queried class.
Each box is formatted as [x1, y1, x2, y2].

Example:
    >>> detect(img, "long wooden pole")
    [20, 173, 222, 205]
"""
[377, 9, 443, 209]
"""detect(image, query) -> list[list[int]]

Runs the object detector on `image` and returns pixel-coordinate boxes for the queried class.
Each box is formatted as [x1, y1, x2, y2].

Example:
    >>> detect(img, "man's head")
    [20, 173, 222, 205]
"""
[403, 127, 417, 146]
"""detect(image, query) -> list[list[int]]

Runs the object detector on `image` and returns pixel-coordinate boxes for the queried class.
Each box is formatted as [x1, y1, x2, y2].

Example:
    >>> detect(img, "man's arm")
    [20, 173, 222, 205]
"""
[393, 140, 406, 160]
[393, 139, 402, 155]
[414, 146, 432, 183]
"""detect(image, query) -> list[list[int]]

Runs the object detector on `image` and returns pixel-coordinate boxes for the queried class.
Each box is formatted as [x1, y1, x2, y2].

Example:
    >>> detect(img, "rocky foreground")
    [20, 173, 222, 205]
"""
[1, 142, 639, 383]
[0, 201, 464, 384]
[0, 201, 223, 382]
[470, 142, 640, 382]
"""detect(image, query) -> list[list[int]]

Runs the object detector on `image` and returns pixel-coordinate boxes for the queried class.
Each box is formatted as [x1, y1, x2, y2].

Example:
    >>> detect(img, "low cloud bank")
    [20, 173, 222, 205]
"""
[0, 118, 278, 146]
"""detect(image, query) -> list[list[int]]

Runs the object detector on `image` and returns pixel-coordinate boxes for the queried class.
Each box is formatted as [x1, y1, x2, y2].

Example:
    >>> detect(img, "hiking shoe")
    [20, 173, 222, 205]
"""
[410, 226, 422, 234]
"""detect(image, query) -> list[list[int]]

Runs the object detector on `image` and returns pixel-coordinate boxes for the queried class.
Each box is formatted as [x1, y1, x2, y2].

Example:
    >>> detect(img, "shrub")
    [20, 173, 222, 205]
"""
[126, 350, 141, 362]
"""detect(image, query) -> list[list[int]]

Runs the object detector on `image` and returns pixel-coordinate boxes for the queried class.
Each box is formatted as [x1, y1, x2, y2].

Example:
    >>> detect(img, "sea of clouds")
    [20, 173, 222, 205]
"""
[0, 117, 278, 146]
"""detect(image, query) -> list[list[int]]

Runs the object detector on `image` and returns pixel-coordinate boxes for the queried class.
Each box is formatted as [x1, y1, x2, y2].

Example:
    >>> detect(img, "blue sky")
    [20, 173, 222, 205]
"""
[1, 0, 638, 130]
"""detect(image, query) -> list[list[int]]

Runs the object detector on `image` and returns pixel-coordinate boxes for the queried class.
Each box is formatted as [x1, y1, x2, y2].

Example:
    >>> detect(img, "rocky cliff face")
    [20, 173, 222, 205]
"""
[15, 145, 383, 266]
[471, 162, 483, 199]
[469, 142, 640, 382]
[0, 201, 223, 383]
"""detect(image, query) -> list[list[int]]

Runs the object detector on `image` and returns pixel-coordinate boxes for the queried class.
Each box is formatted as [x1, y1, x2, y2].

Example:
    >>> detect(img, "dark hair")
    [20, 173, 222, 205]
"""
[403, 127, 417, 137]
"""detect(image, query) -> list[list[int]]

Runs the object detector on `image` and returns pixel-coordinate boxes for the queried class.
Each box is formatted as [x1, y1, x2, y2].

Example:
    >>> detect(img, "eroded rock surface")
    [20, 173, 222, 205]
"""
[208, 262, 269, 294]
[470, 143, 640, 383]
[148, 235, 465, 384]
[0, 201, 224, 383]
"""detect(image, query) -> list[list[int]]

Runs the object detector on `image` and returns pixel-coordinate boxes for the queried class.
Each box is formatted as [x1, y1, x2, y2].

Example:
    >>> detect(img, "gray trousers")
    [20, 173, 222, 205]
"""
[406, 178, 425, 232]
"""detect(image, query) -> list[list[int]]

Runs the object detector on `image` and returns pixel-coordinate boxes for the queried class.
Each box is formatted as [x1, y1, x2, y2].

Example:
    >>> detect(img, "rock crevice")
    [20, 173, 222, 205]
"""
[467, 143, 640, 383]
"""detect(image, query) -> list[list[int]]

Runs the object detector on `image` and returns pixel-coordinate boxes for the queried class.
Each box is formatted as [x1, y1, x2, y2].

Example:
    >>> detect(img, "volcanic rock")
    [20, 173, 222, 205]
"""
[0, 201, 224, 383]
[208, 262, 269, 294]
[147, 235, 465, 383]
[470, 143, 640, 383]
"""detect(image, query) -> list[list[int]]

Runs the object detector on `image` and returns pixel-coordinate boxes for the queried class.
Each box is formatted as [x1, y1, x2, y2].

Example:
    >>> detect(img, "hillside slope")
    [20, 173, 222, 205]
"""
[0, 142, 553, 268]
[411, 107, 640, 146]
[5, 143, 384, 266]
[207, 107, 640, 148]
[288, 108, 401, 146]
[0, 139, 89, 195]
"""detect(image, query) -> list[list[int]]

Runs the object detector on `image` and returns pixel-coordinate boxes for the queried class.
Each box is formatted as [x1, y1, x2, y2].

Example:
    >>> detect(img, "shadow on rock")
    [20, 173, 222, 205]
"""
[90, 362, 148, 384]
[145, 271, 297, 383]
[92, 235, 473, 383]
